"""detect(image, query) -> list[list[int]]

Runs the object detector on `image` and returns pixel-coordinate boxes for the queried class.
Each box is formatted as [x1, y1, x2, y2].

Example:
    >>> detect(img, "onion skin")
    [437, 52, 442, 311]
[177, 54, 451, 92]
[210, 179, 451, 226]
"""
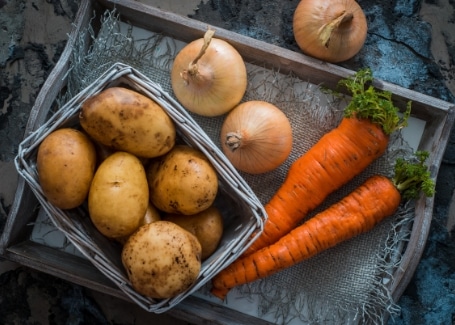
[220, 101, 293, 174]
[171, 30, 247, 116]
[293, 0, 368, 63]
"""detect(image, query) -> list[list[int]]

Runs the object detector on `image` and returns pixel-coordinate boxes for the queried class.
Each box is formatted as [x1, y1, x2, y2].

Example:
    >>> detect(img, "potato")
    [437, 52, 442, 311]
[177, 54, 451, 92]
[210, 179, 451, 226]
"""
[142, 202, 162, 225]
[146, 145, 219, 215]
[80, 87, 176, 158]
[115, 202, 161, 245]
[88, 151, 149, 238]
[122, 221, 201, 299]
[37, 128, 96, 209]
[164, 206, 223, 260]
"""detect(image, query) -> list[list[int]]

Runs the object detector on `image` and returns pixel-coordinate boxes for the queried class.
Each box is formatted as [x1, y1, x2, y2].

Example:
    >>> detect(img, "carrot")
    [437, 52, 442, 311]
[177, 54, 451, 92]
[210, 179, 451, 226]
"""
[211, 151, 435, 300]
[242, 68, 411, 256]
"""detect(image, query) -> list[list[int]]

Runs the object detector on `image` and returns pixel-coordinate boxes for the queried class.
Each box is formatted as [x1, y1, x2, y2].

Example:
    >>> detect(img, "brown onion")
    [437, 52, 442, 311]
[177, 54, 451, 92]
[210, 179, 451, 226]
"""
[171, 28, 247, 116]
[293, 0, 368, 63]
[220, 100, 293, 174]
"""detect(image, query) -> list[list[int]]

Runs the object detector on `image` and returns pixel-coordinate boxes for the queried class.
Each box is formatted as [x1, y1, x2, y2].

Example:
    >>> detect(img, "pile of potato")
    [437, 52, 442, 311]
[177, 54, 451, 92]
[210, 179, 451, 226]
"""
[36, 86, 224, 299]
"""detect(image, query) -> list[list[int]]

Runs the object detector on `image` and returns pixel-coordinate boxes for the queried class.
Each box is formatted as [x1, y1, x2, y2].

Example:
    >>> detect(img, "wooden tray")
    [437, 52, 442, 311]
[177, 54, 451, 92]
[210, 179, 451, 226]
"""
[1, 0, 454, 323]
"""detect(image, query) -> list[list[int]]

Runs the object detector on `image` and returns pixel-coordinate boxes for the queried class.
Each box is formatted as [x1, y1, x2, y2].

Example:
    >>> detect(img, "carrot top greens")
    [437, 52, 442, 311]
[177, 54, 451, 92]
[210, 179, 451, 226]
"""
[338, 68, 411, 135]
[393, 151, 435, 200]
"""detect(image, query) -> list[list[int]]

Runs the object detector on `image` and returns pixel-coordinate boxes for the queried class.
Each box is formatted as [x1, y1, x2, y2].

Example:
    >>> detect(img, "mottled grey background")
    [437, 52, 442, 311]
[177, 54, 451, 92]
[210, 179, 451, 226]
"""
[1, 0, 454, 324]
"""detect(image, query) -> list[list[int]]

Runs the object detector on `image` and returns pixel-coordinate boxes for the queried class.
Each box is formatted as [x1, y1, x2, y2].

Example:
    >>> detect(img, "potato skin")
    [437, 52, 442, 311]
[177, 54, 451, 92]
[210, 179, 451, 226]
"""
[146, 145, 219, 215]
[88, 151, 149, 238]
[115, 202, 161, 245]
[141, 202, 162, 225]
[80, 87, 176, 158]
[164, 206, 223, 260]
[122, 221, 201, 299]
[37, 128, 96, 209]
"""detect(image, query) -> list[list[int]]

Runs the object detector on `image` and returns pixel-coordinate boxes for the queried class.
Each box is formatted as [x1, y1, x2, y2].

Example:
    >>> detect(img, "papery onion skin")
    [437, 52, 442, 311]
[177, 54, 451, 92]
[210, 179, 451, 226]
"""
[293, 0, 368, 63]
[171, 32, 247, 117]
[220, 101, 293, 174]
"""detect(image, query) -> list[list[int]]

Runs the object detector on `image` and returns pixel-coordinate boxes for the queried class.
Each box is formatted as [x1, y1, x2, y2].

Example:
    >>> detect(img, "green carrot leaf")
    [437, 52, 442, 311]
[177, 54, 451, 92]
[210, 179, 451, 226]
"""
[392, 151, 435, 200]
[337, 68, 411, 135]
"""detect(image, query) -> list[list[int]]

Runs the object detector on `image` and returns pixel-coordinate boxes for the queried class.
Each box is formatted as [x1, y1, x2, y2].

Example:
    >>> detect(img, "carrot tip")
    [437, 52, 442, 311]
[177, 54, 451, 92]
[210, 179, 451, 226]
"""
[210, 286, 230, 300]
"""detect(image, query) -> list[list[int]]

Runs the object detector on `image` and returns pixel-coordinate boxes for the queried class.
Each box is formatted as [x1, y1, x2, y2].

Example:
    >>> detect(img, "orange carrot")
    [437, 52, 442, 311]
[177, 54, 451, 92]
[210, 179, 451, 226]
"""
[212, 175, 399, 299]
[242, 68, 410, 256]
[211, 152, 435, 300]
[243, 116, 388, 255]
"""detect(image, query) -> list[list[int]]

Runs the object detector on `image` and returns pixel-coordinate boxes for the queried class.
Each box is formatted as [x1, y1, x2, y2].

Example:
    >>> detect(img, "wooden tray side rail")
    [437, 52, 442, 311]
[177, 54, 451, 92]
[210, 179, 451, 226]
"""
[0, 0, 94, 255]
[391, 107, 455, 301]
[1, 0, 454, 324]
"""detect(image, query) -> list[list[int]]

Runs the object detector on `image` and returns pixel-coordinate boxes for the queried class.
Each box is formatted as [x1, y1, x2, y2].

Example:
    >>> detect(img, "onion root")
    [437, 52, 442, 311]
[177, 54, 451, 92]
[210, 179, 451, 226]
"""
[225, 131, 243, 151]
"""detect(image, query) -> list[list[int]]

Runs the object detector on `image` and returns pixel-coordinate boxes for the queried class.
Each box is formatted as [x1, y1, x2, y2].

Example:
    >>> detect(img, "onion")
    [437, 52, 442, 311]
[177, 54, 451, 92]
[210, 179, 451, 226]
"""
[220, 100, 293, 174]
[293, 0, 368, 63]
[171, 28, 247, 116]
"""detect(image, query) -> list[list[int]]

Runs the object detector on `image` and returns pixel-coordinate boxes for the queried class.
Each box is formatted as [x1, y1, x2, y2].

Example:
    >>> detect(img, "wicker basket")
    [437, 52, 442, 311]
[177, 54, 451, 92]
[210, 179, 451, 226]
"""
[14, 62, 267, 313]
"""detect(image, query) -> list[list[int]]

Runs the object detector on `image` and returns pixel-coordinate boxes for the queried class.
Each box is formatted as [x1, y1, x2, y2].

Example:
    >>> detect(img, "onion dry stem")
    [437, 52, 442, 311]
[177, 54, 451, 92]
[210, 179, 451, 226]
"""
[181, 28, 215, 84]
[293, 0, 368, 63]
[171, 27, 247, 116]
[318, 10, 354, 48]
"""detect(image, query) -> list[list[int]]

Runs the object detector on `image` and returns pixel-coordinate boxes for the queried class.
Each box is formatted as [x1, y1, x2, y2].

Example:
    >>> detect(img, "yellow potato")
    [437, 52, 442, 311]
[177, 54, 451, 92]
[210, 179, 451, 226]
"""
[164, 206, 224, 260]
[146, 145, 219, 215]
[115, 202, 161, 245]
[142, 202, 162, 225]
[122, 221, 201, 299]
[37, 128, 96, 209]
[80, 87, 176, 158]
[88, 151, 149, 238]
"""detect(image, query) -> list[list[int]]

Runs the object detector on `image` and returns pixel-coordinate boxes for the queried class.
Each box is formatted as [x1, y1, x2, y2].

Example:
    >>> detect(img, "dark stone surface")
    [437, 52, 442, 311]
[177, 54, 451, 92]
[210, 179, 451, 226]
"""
[0, 267, 109, 325]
